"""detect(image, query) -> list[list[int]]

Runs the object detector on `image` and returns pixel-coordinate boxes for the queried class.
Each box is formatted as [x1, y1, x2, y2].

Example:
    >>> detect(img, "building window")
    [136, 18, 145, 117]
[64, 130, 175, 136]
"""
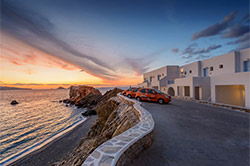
[219, 64, 223, 69]
[184, 71, 187, 75]
[243, 60, 250, 72]
[189, 70, 192, 73]
[210, 67, 213, 71]
[203, 68, 208, 77]
[157, 75, 161, 80]
[162, 74, 164, 76]
[150, 77, 152, 82]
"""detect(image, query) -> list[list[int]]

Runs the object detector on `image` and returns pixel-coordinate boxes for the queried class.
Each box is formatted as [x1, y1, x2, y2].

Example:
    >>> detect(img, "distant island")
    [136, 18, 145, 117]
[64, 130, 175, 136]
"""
[57, 87, 66, 89]
[0, 86, 32, 90]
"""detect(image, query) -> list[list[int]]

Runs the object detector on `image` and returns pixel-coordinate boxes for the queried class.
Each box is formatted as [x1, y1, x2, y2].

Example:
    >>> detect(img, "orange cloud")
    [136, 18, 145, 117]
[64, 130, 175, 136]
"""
[0, 39, 79, 71]
[0, 32, 143, 88]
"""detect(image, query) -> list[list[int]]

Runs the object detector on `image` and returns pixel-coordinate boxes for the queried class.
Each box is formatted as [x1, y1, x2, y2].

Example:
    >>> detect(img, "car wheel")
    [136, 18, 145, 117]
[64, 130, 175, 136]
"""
[128, 94, 132, 98]
[123, 93, 126, 96]
[136, 97, 141, 101]
[158, 98, 164, 104]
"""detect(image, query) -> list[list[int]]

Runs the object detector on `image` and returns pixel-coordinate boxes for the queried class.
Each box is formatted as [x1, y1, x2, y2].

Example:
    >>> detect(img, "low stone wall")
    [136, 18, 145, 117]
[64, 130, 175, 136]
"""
[174, 96, 250, 113]
[82, 94, 154, 166]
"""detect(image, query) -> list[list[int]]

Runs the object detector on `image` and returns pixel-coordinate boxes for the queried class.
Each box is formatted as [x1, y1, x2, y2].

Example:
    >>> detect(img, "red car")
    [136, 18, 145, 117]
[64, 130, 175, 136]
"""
[122, 87, 137, 96]
[126, 88, 139, 98]
[135, 88, 171, 104]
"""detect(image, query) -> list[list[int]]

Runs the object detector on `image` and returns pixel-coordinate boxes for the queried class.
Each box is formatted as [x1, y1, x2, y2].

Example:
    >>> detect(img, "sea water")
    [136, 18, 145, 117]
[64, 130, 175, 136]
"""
[0, 89, 86, 165]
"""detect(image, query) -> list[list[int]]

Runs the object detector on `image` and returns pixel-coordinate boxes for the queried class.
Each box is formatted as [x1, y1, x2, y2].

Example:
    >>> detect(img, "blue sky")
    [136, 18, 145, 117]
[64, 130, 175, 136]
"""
[0, 0, 249, 87]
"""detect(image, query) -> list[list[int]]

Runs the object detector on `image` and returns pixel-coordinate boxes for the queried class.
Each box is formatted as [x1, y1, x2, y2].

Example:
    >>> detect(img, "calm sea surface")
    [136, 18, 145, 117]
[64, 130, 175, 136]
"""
[0, 89, 86, 165]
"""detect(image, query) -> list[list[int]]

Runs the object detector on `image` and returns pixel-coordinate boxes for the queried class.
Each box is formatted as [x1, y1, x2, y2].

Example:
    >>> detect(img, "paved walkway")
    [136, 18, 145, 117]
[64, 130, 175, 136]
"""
[132, 99, 249, 166]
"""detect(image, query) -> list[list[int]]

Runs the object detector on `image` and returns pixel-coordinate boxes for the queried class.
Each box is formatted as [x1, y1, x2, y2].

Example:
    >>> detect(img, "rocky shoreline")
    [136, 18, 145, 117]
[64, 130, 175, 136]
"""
[54, 86, 140, 166]
[60, 85, 102, 115]
[8, 86, 143, 166]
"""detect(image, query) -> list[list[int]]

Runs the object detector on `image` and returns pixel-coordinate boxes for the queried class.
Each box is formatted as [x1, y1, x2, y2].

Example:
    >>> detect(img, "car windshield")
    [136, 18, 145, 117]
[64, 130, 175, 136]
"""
[154, 89, 163, 94]
[147, 89, 155, 94]
[133, 88, 139, 92]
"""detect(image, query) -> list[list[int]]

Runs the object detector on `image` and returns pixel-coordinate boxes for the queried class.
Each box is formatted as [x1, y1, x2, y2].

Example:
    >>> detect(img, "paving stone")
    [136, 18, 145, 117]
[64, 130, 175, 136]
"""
[111, 139, 118, 143]
[86, 157, 94, 162]
[121, 131, 130, 136]
[141, 128, 148, 131]
[99, 155, 115, 166]
[116, 141, 127, 146]
[129, 133, 140, 137]
[92, 151, 101, 159]
[132, 126, 139, 129]
[100, 146, 122, 153]
[103, 142, 113, 146]
[116, 136, 133, 142]
[133, 130, 143, 134]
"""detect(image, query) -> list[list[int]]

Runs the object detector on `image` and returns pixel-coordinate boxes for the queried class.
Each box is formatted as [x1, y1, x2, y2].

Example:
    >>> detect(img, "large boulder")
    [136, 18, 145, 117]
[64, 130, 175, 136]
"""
[75, 92, 102, 108]
[62, 85, 102, 107]
[82, 108, 97, 116]
[10, 100, 19, 105]
[69, 85, 101, 103]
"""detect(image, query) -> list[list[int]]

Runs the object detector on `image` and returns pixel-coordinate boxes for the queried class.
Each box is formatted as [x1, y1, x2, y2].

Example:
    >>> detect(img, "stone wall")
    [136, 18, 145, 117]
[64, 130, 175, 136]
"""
[56, 96, 138, 166]
[116, 132, 153, 166]
[82, 94, 155, 166]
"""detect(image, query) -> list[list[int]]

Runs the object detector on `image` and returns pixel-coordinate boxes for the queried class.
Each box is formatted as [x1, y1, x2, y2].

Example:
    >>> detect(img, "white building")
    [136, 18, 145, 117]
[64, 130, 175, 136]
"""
[138, 48, 250, 108]
[138, 65, 179, 92]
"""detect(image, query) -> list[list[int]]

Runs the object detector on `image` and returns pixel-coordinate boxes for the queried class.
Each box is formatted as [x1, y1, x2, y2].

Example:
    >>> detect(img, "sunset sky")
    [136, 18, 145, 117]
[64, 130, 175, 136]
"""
[1, 0, 249, 89]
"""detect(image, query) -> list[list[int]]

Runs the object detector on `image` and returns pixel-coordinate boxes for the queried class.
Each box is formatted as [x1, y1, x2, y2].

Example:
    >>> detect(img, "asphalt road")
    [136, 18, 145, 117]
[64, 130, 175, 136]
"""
[132, 98, 249, 166]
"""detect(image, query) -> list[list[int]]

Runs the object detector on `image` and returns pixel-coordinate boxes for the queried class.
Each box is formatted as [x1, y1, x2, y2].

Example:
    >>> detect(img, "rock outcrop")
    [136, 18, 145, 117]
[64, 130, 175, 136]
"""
[75, 92, 102, 108]
[69, 85, 101, 103]
[10, 100, 19, 105]
[61, 85, 102, 108]
[82, 108, 97, 116]
[55, 88, 139, 166]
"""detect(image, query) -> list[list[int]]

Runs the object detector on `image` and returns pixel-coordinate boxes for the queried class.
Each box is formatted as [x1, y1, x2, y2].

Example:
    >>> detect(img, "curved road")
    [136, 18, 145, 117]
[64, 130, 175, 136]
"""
[132, 98, 249, 166]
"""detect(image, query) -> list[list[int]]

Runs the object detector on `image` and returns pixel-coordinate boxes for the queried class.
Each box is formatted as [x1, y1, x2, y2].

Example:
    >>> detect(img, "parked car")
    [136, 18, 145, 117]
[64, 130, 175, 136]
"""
[122, 87, 137, 96]
[126, 88, 139, 98]
[122, 89, 129, 96]
[135, 88, 171, 104]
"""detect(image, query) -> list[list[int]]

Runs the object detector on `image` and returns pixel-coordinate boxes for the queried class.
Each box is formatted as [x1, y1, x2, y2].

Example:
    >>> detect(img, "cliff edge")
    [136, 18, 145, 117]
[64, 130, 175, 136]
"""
[55, 88, 140, 166]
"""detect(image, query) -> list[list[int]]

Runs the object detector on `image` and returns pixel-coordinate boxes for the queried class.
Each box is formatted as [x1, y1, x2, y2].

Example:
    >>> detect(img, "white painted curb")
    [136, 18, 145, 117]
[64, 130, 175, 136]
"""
[82, 93, 154, 166]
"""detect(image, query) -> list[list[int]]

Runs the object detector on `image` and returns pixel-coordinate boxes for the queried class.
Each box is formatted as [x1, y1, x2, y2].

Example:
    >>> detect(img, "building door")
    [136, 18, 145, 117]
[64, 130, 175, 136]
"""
[203, 68, 208, 77]
[215, 85, 245, 107]
[195, 87, 202, 100]
[168, 87, 175, 96]
[184, 86, 190, 97]
[243, 60, 250, 72]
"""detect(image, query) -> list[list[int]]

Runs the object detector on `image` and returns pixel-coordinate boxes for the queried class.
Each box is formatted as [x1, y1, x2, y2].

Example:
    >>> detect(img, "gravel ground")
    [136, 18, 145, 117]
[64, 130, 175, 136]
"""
[131, 98, 249, 166]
